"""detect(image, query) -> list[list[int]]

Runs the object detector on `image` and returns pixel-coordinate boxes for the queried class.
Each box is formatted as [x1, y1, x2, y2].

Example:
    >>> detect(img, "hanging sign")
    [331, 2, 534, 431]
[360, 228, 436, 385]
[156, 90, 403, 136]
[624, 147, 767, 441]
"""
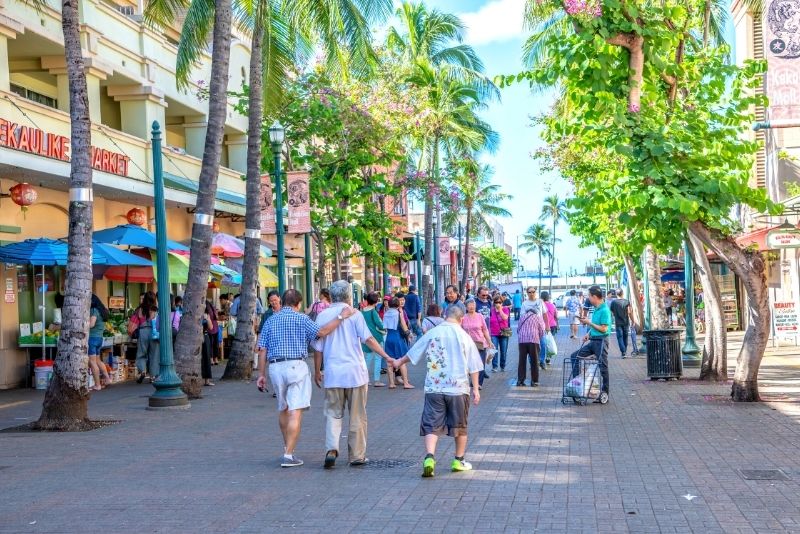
[286, 171, 311, 234]
[0, 118, 130, 176]
[438, 238, 451, 266]
[767, 229, 800, 249]
[765, 0, 800, 120]
[773, 301, 800, 335]
[260, 173, 276, 234]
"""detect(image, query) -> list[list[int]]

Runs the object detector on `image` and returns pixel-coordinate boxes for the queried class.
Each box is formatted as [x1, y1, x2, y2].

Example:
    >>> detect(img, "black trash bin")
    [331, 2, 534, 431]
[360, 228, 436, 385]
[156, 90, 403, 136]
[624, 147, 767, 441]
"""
[644, 329, 683, 379]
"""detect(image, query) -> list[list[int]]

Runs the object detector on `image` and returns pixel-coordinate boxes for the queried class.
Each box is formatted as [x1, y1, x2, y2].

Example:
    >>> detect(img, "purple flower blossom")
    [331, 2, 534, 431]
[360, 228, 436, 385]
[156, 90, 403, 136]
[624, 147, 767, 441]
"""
[628, 103, 640, 113]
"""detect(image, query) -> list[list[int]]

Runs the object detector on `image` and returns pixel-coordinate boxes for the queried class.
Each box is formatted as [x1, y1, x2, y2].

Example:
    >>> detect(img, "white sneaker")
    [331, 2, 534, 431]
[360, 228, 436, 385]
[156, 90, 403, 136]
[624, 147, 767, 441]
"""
[451, 458, 473, 472]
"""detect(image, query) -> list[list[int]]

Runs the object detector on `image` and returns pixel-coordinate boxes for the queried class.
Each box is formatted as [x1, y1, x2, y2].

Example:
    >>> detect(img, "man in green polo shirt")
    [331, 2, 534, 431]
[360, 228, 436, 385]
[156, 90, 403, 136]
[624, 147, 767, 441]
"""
[570, 285, 612, 401]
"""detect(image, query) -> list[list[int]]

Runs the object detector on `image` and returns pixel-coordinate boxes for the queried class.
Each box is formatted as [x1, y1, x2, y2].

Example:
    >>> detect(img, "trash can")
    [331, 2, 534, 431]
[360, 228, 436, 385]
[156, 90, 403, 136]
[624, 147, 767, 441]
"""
[644, 329, 683, 379]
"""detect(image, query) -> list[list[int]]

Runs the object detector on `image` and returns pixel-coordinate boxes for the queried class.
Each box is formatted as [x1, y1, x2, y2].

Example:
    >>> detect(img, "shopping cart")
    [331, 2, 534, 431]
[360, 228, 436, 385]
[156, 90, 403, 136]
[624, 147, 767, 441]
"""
[561, 355, 609, 405]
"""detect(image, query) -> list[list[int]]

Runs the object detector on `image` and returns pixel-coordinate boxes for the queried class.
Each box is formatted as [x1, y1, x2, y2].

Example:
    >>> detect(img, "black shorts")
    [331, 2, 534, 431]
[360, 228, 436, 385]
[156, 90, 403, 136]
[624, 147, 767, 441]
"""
[420, 393, 470, 437]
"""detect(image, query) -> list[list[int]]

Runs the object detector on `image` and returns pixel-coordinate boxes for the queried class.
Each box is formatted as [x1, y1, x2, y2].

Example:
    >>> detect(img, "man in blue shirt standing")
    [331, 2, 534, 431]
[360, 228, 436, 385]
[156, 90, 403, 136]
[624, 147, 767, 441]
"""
[475, 286, 492, 327]
[512, 289, 522, 321]
[570, 285, 612, 403]
[404, 285, 422, 338]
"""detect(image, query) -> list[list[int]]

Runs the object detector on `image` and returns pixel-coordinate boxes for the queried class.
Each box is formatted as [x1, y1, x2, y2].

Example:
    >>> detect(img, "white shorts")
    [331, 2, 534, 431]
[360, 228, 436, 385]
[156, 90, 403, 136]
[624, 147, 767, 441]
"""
[568, 313, 581, 325]
[268, 359, 312, 411]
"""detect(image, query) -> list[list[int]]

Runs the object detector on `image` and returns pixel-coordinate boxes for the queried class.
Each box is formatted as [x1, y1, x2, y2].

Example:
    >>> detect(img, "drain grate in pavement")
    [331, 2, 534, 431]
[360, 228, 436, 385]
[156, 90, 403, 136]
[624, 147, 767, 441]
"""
[361, 459, 417, 469]
[739, 469, 790, 481]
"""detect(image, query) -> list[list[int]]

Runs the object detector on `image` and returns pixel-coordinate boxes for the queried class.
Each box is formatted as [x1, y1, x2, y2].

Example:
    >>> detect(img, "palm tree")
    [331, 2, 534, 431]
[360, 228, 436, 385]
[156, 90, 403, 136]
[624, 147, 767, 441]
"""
[539, 195, 567, 294]
[35, 0, 95, 430]
[521, 223, 552, 291]
[446, 159, 510, 292]
[387, 1, 498, 305]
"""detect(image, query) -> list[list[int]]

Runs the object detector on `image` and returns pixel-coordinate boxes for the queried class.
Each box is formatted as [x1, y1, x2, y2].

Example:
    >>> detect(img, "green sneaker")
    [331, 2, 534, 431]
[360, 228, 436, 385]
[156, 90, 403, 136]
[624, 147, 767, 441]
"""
[451, 458, 473, 472]
[422, 456, 435, 478]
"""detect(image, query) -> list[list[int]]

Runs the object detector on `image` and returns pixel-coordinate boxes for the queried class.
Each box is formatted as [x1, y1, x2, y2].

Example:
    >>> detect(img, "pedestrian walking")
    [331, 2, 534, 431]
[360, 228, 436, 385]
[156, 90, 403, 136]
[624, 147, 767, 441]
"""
[462, 298, 493, 387]
[361, 292, 387, 387]
[88, 294, 112, 391]
[541, 291, 558, 335]
[570, 285, 612, 402]
[521, 287, 547, 369]
[130, 291, 158, 384]
[517, 304, 546, 387]
[489, 296, 511, 372]
[475, 286, 492, 327]
[441, 284, 466, 317]
[564, 290, 581, 339]
[383, 297, 414, 389]
[391, 304, 483, 477]
[256, 289, 357, 468]
[404, 285, 422, 338]
[306, 288, 331, 320]
[512, 289, 522, 321]
[610, 288, 638, 358]
[422, 304, 444, 333]
[313, 281, 394, 469]
[664, 290, 675, 326]
[201, 300, 218, 386]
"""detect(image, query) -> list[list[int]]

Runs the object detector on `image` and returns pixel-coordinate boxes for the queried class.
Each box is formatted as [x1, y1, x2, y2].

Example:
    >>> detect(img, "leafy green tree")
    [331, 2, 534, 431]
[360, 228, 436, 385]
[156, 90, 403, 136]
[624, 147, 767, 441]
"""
[502, 0, 779, 400]
[479, 246, 515, 284]
[521, 223, 552, 291]
[539, 195, 567, 295]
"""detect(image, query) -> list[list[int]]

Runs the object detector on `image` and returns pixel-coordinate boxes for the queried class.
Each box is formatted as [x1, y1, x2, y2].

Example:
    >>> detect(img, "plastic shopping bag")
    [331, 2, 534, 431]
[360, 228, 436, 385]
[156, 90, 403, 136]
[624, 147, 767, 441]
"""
[544, 332, 558, 357]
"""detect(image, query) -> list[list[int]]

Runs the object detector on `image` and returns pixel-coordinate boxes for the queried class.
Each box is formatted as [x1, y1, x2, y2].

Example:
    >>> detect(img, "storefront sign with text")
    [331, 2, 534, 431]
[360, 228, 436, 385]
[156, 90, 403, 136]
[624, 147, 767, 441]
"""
[286, 171, 311, 234]
[773, 301, 799, 335]
[767, 229, 800, 249]
[260, 173, 276, 234]
[0, 118, 130, 176]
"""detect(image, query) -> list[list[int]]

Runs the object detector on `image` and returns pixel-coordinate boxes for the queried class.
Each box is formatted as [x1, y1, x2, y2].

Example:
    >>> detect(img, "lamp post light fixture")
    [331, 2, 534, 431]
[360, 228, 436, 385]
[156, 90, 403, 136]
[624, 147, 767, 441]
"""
[269, 121, 286, 295]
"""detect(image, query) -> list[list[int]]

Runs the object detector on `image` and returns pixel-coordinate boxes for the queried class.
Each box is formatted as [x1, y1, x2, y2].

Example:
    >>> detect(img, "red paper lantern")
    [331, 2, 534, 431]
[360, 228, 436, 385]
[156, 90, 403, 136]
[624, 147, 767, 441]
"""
[9, 183, 37, 209]
[126, 208, 146, 226]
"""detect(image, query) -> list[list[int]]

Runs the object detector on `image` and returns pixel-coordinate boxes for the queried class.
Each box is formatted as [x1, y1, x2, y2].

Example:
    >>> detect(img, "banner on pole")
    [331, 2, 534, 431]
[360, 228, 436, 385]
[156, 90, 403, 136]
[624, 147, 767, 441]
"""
[438, 238, 451, 266]
[286, 171, 311, 233]
[260, 173, 276, 234]
[765, 0, 800, 120]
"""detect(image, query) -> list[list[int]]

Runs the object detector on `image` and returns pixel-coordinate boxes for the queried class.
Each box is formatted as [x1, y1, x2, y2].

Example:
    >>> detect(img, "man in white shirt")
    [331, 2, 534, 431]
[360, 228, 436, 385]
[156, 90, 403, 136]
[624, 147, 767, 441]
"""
[392, 304, 483, 478]
[313, 280, 393, 469]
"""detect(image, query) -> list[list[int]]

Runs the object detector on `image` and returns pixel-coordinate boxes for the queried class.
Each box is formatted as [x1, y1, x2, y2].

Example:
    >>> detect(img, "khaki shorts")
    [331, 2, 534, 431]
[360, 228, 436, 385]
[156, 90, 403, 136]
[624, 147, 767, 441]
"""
[420, 393, 470, 437]
[268, 359, 311, 411]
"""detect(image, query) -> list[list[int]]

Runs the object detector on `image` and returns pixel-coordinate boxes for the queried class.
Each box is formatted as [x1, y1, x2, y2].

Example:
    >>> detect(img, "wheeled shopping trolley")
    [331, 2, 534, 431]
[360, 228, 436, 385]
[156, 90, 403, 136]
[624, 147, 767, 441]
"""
[561, 356, 609, 405]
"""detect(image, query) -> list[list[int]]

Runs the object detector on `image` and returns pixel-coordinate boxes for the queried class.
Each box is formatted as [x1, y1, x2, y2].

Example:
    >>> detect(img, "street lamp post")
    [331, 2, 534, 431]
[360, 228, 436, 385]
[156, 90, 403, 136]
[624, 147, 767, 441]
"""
[415, 231, 423, 293]
[269, 121, 286, 295]
[682, 239, 701, 366]
[457, 222, 463, 294]
[148, 122, 189, 409]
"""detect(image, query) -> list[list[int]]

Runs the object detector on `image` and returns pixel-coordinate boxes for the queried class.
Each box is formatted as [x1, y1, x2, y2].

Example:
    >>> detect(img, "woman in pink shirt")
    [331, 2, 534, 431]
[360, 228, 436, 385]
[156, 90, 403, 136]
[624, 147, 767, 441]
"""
[462, 299, 493, 388]
[542, 291, 558, 334]
[489, 296, 511, 371]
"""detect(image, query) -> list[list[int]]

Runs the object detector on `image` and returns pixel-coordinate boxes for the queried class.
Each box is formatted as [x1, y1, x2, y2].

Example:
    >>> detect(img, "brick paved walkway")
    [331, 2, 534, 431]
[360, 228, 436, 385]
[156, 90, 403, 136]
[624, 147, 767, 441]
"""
[2, 318, 800, 533]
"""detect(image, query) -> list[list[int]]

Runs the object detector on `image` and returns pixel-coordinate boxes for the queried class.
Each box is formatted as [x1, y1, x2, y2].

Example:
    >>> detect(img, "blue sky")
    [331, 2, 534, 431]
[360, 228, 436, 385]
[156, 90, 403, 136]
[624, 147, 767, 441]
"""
[425, 0, 599, 274]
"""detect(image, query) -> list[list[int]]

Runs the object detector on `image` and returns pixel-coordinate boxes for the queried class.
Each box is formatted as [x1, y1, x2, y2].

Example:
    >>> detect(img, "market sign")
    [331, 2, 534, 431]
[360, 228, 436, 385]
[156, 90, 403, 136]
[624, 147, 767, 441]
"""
[259, 173, 276, 234]
[766, 229, 800, 249]
[773, 301, 799, 335]
[764, 0, 800, 120]
[286, 171, 310, 234]
[0, 118, 130, 176]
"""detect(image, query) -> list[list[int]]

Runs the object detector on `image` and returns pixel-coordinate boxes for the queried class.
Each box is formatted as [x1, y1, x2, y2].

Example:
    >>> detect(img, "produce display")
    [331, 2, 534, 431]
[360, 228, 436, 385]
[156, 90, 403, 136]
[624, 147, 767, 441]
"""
[19, 329, 59, 346]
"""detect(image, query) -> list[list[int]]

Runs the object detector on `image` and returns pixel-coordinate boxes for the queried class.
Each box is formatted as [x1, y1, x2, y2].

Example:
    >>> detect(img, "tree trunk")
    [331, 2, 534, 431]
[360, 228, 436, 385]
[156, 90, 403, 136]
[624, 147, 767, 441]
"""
[623, 254, 644, 333]
[315, 232, 326, 290]
[364, 256, 372, 292]
[35, 0, 93, 431]
[174, 0, 232, 399]
[223, 19, 262, 382]
[538, 250, 543, 290]
[333, 235, 343, 281]
[644, 245, 669, 329]
[460, 208, 472, 292]
[689, 221, 768, 401]
[549, 220, 556, 295]
[422, 138, 438, 305]
[687, 229, 727, 382]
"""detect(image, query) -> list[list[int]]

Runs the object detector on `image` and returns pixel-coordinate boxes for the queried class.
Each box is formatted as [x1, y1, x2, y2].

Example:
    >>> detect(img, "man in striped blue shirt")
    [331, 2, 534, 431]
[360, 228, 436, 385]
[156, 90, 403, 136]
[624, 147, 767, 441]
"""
[256, 289, 355, 468]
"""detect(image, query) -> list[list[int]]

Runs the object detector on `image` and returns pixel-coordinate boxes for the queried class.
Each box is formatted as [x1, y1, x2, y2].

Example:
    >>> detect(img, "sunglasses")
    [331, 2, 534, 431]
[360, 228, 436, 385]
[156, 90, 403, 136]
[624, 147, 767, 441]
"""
[527, 291, 535, 294]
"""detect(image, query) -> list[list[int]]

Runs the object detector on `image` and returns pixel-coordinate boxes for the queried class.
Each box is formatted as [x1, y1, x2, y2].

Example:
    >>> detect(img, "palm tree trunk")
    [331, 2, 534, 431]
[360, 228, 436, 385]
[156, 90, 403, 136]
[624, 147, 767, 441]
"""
[174, 0, 233, 399]
[537, 249, 543, 290]
[461, 208, 472, 292]
[223, 16, 263, 382]
[548, 219, 556, 294]
[687, 229, 727, 382]
[422, 139, 437, 305]
[35, 0, 93, 431]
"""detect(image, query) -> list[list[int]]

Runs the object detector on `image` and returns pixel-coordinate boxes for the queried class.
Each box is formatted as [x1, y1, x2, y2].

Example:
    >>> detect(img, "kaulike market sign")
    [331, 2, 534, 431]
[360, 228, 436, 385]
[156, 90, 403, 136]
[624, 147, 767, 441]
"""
[767, 229, 800, 249]
[0, 118, 130, 176]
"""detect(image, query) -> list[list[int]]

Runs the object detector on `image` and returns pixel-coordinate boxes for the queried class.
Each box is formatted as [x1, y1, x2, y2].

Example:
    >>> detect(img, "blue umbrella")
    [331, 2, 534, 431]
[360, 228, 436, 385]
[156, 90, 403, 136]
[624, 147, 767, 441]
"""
[92, 224, 189, 251]
[0, 238, 152, 266]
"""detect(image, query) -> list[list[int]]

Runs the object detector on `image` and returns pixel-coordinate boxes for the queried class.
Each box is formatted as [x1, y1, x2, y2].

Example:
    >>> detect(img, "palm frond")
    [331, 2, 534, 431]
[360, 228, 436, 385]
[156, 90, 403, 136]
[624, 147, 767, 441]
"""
[174, 0, 216, 89]
[144, 0, 191, 27]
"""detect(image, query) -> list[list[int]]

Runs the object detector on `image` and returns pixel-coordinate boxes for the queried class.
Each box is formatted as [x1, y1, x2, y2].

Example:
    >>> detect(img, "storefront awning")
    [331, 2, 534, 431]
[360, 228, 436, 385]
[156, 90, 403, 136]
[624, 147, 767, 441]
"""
[164, 173, 246, 211]
[736, 225, 780, 252]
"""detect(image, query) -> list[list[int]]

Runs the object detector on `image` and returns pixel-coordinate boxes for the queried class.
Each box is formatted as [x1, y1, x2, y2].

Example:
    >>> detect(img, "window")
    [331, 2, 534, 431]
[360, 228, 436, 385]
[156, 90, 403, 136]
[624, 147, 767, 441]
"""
[10, 84, 58, 109]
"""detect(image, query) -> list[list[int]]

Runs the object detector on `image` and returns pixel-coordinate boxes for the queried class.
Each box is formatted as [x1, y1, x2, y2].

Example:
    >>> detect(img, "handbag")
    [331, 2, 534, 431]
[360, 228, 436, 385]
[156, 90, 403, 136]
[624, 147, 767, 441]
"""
[500, 327, 513, 337]
[474, 340, 485, 351]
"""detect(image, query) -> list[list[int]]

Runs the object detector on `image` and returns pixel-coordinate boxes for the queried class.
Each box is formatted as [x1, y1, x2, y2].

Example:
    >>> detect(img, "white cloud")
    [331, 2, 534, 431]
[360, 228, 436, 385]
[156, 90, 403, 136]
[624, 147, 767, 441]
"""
[459, 0, 527, 46]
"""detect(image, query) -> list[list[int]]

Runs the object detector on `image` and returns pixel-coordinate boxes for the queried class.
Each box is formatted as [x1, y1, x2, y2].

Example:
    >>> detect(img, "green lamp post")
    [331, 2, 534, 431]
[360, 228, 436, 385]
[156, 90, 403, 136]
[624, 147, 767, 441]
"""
[682, 239, 701, 366]
[269, 121, 286, 294]
[148, 122, 189, 409]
